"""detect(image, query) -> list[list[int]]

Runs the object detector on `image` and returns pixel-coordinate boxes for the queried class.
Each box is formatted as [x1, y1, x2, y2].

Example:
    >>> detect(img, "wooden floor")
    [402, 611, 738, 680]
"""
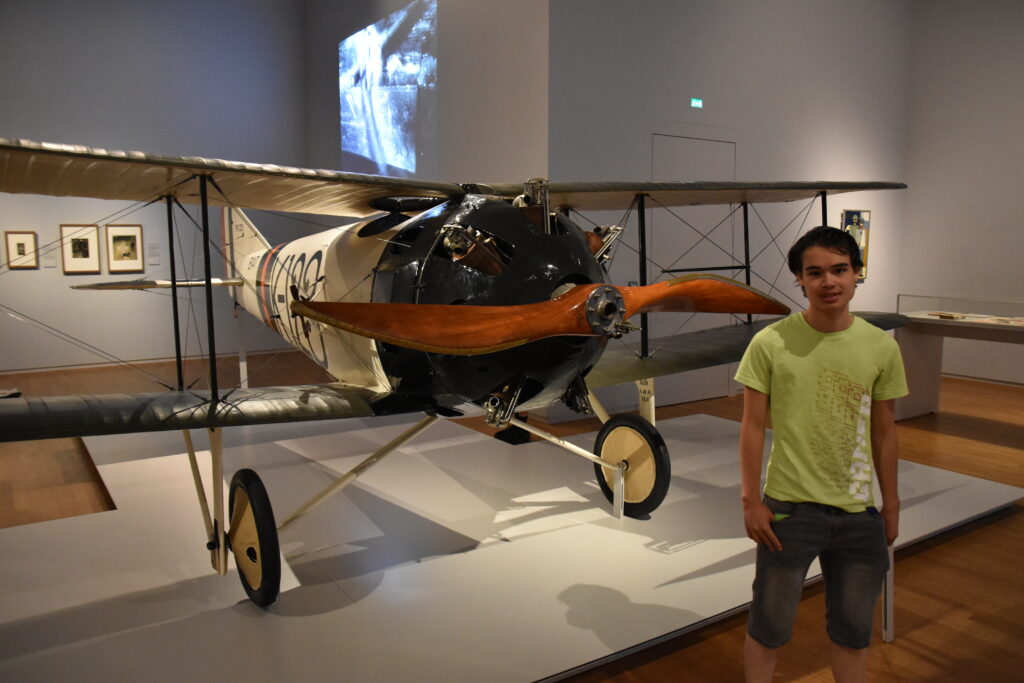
[562, 378, 1024, 683]
[0, 351, 332, 528]
[1, 355, 1022, 682]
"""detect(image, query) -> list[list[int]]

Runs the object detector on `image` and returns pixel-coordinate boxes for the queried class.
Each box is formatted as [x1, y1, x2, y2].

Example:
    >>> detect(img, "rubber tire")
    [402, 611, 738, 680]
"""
[592, 414, 671, 518]
[228, 468, 281, 607]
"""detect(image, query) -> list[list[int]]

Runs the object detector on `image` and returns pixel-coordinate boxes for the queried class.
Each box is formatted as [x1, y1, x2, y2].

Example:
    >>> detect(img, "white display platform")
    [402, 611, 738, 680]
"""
[1, 415, 1020, 682]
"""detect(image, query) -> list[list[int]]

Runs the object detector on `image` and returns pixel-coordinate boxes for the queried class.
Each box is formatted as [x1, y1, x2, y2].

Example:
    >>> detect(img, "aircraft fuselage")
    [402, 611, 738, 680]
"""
[231, 195, 608, 415]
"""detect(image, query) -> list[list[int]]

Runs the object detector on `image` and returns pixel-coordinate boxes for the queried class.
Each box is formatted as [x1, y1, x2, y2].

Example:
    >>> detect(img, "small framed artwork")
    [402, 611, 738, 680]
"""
[5, 231, 39, 269]
[60, 224, 101, 274]
[841, 209, 870, 282]
[106, 224, 144, 273]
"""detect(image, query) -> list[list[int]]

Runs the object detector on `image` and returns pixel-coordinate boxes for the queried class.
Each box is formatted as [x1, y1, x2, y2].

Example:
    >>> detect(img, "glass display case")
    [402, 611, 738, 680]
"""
[897, 293, 1024, 330]
[894, 294, 1024, 420]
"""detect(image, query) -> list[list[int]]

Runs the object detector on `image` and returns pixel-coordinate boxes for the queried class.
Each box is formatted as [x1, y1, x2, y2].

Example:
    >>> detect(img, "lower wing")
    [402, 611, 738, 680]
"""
[586, 312, 911, 389]
[0, 384, 427, 443]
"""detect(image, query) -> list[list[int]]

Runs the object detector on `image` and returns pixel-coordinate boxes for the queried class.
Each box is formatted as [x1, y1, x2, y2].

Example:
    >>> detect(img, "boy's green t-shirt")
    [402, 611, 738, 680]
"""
[735, 313, 908, 512]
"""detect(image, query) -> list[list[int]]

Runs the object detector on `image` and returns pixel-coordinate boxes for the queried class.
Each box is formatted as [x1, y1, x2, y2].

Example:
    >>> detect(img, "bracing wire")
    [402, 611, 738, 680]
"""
[656, 201, 745, 276]
[0, 301, 176, 390]
[2, 169, 396, 395]
[762, 200, 816, 305]
[581, 194, 816, 359]
[647, 196, 743, 275]
[0, 188, 186, 278]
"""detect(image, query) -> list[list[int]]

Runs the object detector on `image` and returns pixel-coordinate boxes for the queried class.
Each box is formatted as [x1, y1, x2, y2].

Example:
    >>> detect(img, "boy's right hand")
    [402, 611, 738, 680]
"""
[743, 500, 783, 551]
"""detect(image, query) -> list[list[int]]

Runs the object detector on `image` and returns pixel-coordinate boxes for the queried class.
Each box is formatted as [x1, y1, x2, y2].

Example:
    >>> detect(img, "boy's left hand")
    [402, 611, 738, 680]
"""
[881, 505, 899, 545]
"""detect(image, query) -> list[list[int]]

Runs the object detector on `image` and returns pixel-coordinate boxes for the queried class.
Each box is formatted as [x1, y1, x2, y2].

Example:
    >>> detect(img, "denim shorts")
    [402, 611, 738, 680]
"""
[747, 496, 889, 649]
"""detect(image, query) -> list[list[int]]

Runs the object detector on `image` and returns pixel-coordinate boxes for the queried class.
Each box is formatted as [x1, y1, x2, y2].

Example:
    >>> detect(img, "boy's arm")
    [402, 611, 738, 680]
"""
[740, 386, 781, 551]
[871, 398, 900, 545]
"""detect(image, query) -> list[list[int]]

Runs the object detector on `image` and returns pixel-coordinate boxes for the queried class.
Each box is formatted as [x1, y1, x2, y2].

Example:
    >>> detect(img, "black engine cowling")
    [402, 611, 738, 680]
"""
[371, 194, 607, 410]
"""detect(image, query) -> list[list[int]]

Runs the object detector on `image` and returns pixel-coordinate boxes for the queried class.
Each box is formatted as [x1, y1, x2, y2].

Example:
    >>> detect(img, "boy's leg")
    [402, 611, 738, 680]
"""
[743, 633, 778, 683]
[745, 498, 826, 680]
[830, 642, 868, 683]
[820, 508, 889, 681]
[745, 634, 774, 679]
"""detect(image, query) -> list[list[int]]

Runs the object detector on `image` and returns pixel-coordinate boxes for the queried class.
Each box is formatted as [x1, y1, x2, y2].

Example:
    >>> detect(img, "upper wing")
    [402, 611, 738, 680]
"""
[1, 138, 905, 216]
[586, 312, 911, 389]
[477, 180, 908, 211]
[0, 138, 462, 218]
[0, 384, 429, 443]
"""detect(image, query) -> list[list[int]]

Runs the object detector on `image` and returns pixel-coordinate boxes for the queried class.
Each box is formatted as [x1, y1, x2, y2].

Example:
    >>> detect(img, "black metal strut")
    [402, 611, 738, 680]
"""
[637, 193, 649, 359]
[199, 175, 219, 405]
[743, 201, 752, 325]
[165, 195, 185, 391]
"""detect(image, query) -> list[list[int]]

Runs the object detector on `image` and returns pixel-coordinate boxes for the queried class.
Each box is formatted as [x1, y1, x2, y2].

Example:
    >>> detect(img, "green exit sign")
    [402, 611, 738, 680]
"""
[690, 97, 704, 109]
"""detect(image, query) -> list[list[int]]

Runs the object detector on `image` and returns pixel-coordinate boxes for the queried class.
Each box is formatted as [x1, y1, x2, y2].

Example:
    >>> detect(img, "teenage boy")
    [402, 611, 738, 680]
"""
[735, 226, 907, 683]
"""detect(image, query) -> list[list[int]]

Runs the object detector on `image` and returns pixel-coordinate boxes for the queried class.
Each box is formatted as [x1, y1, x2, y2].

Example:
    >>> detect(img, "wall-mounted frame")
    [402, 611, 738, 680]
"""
[106, 224, 144, 273]
[60, 224, 101, 274]
[841, 209, 870, 282]
[4, 231, 39, 269]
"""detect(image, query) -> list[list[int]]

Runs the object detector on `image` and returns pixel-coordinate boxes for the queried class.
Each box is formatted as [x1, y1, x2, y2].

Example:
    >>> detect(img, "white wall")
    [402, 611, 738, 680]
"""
[0, 0, 308, 373]
[902, 0, 1024, 383]
[546, 0, 914, 412]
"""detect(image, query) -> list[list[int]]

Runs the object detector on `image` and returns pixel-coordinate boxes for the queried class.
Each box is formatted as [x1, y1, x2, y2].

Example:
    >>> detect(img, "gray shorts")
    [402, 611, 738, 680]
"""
[747, 496, 889, 650]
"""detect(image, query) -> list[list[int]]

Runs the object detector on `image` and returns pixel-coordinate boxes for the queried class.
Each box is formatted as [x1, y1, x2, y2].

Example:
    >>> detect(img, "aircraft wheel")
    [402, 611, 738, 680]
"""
[592, 414, 671, 518]
[228, 468, 281, 607]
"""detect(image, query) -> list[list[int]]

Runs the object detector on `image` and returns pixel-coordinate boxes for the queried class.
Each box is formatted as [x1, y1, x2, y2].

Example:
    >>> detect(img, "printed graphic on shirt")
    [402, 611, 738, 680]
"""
[811, 369, 873, 501]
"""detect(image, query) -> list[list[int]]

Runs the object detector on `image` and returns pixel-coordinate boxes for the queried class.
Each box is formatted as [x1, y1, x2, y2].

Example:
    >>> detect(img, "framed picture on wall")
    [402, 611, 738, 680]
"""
[841, 209, 870, 282]
[4, 231, 39, 269]
[60, 224, 101, 274]
[106, 224, 144, 273]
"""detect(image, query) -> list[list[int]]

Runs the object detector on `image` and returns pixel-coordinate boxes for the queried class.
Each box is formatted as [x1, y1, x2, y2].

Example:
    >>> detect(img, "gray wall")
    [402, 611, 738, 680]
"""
[547, 0, 914, 412]
[0, 0, 307, 373]
[549, 0, 911, 310]
[1, 0, 549, 374]
[902, 0, 1024, 383]
[0, 0, 306, 162]
[304, 0, 549, 182]
[1, 0, 1018, 392]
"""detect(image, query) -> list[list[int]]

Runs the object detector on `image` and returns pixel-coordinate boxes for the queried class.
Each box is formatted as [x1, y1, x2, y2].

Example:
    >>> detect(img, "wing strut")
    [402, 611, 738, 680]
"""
[637, 193, 650, 358]
[155, 184, 221, 394]
[743, 202, 752, 326]
[166, 195, 185, 390]
[276, 414, 441, 532]
[199, 175, 219, 404]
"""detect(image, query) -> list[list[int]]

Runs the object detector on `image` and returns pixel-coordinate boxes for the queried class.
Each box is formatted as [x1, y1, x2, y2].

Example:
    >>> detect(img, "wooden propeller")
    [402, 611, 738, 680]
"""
[292, 274, 789, 356]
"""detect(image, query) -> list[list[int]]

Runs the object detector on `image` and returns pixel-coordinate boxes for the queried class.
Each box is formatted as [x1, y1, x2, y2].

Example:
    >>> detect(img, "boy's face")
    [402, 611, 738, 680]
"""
[795, 246, 857, 314]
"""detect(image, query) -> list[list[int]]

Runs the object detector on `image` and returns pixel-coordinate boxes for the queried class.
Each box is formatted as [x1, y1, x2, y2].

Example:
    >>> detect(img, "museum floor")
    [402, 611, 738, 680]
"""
[1, 353, 1022, 682]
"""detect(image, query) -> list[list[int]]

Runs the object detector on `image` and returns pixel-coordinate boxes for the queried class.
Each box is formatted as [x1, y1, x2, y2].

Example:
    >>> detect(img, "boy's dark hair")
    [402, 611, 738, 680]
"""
[787, 226, 863, 276]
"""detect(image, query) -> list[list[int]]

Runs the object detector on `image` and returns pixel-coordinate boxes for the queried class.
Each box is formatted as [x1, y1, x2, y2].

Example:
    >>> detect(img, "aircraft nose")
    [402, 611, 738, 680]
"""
[585, 286, 626, 336]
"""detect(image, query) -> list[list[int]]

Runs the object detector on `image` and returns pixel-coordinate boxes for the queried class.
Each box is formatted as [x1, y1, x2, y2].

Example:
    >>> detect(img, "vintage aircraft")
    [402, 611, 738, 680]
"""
[0, 138, 907, 607]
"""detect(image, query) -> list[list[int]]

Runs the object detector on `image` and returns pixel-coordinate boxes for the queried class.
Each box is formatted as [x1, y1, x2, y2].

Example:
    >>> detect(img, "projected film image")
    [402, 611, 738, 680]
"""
[339, 0, 437, 177]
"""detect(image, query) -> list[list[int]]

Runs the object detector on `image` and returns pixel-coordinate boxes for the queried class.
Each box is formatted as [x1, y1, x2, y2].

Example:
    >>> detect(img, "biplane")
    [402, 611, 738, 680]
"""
[0, 138, 907, 607]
